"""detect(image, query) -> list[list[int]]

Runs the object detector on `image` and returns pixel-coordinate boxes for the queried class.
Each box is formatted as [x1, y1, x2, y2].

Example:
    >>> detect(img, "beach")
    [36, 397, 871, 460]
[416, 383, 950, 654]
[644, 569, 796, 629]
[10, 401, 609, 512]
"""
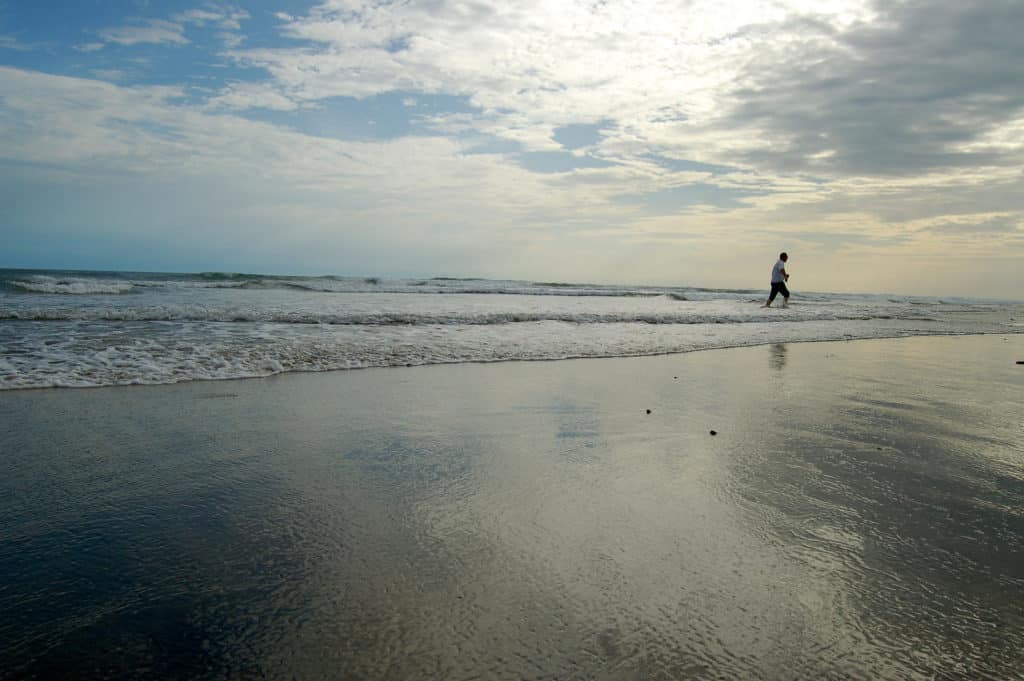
[1, 334, 1022, 679]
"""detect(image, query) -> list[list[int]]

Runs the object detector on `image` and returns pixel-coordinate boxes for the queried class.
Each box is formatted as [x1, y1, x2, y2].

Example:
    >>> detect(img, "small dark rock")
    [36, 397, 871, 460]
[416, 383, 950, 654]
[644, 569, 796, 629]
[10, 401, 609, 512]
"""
[646, 409, 652, 414]
[709, 430, 717, 436]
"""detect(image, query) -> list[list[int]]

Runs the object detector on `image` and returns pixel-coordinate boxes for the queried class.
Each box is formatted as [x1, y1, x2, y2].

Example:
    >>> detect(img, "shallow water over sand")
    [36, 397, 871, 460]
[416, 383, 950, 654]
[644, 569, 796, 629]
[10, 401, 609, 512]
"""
[2, 335, 1022, 679]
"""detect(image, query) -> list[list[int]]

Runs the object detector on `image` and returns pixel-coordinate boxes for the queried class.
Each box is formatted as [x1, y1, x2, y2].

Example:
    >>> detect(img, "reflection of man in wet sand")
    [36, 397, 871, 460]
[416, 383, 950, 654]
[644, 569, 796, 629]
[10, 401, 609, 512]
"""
[769, 343, 788, 370]
[763, 252, 790, 308]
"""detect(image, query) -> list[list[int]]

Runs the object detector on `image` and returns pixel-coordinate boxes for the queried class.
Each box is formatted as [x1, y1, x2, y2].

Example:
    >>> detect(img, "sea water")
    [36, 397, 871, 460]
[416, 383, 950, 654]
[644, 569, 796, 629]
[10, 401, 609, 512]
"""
[2, 268, 1022, 389]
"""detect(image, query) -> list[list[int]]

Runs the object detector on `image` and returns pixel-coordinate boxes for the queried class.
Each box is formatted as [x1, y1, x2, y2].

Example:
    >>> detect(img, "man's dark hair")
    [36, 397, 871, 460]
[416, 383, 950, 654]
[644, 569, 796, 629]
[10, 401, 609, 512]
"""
[780, 252, 788, 260]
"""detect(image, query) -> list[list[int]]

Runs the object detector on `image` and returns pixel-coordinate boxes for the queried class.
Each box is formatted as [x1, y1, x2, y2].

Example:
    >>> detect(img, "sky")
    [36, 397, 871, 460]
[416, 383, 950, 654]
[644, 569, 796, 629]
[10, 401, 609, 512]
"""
[1, 0, 1022, 297]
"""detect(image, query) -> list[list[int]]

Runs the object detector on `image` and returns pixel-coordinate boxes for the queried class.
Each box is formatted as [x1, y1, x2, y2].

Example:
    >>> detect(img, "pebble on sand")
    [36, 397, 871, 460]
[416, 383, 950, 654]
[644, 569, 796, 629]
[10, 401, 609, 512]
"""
[709, 430, 717, 436]
[646, 409, 651, 414]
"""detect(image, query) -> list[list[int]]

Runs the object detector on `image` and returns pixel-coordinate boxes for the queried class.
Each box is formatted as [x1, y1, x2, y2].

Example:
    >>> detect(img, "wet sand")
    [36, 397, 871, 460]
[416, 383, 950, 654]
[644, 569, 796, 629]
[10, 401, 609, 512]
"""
[1, 335, 1023, 680]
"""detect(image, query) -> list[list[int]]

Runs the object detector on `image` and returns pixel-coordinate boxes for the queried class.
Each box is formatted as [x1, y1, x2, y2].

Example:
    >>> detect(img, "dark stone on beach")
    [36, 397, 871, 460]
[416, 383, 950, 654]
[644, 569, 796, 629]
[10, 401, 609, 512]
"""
[646, 409, 651, 414]
[709, 430, 717, 436]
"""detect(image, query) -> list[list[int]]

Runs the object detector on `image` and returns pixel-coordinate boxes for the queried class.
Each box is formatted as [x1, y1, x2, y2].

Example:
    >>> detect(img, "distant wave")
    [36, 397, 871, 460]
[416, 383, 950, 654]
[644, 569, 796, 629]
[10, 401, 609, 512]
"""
[6, 278, 137, 295]
[0, 270, 1006, 306]
[0, 307, 895, 325]
[196, 271, 264, 281]
[0, 275, 670, 297]
[0, 269, 745, 298]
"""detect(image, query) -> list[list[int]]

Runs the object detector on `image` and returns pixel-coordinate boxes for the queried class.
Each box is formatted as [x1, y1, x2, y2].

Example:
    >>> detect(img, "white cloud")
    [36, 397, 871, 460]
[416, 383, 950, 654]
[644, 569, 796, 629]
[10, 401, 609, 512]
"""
[176, 6, 250, 31]
[99, 19, 188, 46]
[217, 31, 245, 48]
[0, 65, 582, 230]
[207, 81, 303, 111]
[95, 4, 250, 48]
[215, 0, 1024, 199]
[225, 0, 875, 148]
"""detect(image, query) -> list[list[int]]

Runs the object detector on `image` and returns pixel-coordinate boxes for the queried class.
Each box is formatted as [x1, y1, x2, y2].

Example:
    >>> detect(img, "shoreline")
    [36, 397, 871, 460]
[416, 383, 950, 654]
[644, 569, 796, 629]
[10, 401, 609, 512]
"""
[2, 329, 1021, 393]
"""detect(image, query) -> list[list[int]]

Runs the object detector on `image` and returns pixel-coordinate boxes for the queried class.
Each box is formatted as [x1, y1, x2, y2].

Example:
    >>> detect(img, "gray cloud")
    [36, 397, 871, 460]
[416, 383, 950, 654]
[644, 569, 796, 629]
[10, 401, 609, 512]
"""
[770, 172, 1024, 227]
[922, 215, 1022, 235]
[784, 230, 909, 250]
[722, 1, 1024, 177]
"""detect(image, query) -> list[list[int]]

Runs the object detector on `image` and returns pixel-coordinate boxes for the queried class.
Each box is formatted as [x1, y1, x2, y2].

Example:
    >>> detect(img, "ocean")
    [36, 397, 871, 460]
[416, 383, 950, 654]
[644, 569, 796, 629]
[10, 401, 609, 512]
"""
[2, 268, 1021, 390]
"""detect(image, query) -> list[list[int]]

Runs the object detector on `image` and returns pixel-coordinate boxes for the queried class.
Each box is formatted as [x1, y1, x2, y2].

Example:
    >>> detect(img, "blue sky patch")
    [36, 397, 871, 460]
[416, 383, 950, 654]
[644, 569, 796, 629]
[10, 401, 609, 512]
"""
[553, 120, 614, 150]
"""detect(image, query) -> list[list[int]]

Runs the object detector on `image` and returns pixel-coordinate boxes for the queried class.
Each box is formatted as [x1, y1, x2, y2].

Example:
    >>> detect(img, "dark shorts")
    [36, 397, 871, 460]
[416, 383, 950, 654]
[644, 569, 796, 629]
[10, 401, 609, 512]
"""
[768, 281, 790, 301]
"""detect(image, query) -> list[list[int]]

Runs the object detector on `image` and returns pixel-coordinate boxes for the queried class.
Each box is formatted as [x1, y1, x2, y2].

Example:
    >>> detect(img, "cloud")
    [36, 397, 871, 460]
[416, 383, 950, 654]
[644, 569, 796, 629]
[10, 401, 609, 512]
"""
[94, 4, 250, 48]
[99, 18, 189, 46]
[0, 65, 594, 232]
[718, 2, 1024, 178]
[208, 81, 304, 111]
[178, 7, 249, 31]
[213, 0, 1024, 193]
[921, 214, 1022, 236]
[216, 31, 245, 48]
[224, 1, 874, 139]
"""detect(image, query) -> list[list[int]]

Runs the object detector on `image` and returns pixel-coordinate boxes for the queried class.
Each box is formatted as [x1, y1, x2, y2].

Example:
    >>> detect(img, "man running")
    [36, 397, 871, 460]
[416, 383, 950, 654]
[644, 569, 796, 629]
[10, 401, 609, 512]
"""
[763, 252, 790, 307]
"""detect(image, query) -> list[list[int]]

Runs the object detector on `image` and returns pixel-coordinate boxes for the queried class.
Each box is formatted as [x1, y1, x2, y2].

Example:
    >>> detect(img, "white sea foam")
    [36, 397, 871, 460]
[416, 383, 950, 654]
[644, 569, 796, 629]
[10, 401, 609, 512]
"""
[1, 269, 1021, 390]
[8, 276, 138, 295]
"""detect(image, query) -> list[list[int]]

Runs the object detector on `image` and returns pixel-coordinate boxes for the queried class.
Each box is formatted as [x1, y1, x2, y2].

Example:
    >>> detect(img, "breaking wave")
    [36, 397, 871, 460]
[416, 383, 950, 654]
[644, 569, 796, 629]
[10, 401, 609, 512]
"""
[1, 268, 1020, 390]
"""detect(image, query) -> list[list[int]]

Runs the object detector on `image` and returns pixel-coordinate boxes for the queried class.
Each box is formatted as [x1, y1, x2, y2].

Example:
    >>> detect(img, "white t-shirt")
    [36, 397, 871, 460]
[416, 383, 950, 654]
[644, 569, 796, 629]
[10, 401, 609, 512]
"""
[771, 259, 787, 284]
